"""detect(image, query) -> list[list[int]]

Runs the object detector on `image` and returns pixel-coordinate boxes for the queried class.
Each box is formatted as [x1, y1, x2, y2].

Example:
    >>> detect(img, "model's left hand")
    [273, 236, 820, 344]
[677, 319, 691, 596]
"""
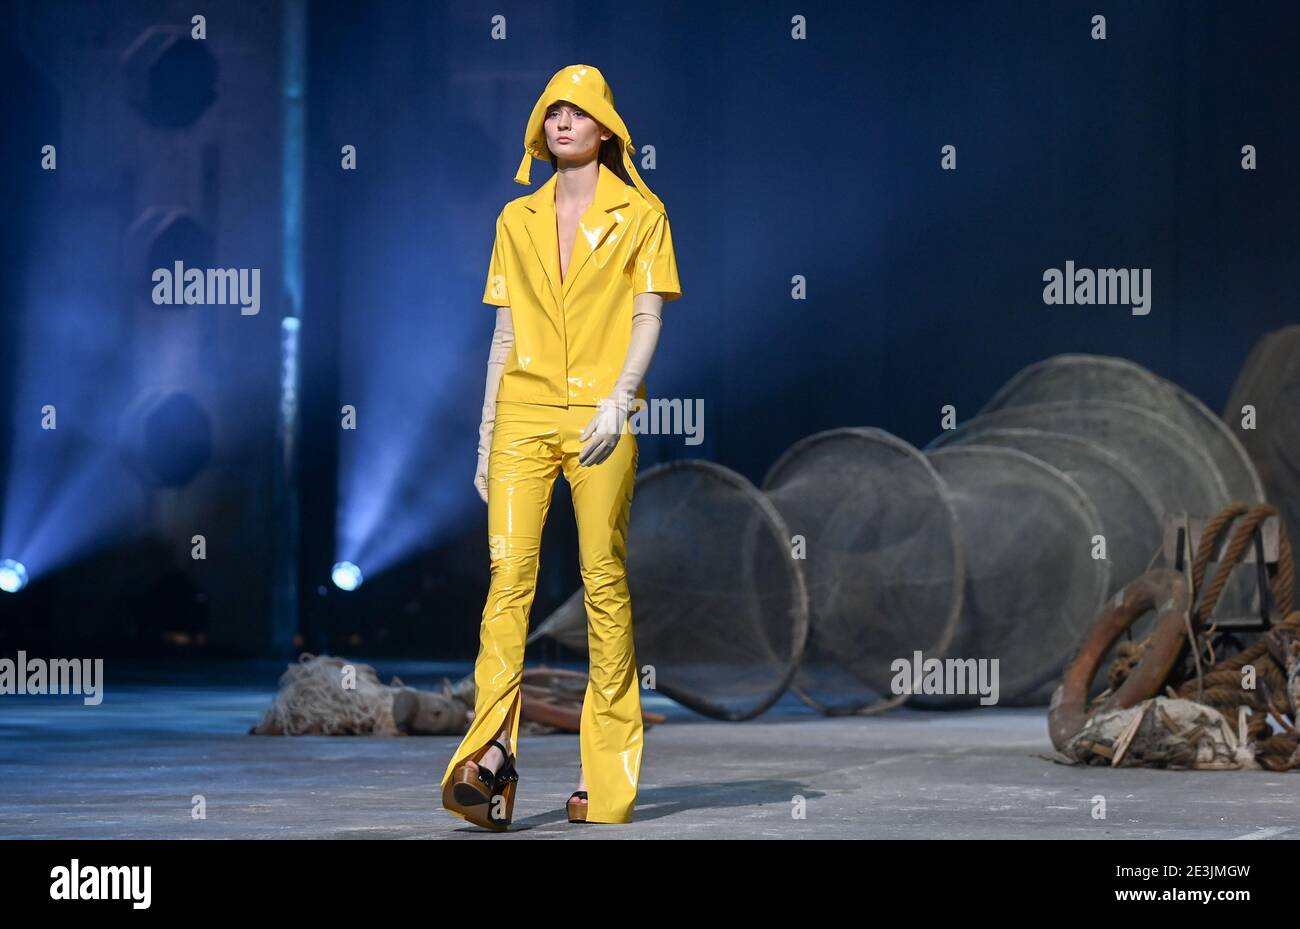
[578, 395, 628, 466]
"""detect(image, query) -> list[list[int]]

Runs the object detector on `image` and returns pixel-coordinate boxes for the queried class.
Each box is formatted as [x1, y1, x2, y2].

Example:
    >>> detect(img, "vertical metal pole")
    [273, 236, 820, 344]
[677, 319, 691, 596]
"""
[272, 0, 308, 655]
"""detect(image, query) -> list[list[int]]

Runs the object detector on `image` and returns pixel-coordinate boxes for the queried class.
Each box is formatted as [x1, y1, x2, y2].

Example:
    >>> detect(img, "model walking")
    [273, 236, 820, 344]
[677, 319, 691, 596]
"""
[439, 64, 682, 830]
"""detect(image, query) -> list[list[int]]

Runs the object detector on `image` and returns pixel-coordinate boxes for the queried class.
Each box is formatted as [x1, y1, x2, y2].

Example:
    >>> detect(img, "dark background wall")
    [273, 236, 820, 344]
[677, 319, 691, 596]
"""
[2, 0, 1296, 658]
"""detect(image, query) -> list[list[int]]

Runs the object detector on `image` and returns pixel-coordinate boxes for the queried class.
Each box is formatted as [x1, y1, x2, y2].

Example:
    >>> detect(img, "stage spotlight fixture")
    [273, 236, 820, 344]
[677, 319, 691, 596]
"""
[331, 561, 363, 591]
[0, 559, 29, 593]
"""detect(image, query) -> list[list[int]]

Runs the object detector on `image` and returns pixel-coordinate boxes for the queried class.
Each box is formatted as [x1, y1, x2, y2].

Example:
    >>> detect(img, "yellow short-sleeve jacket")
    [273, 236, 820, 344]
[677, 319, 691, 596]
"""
[482, 161, 682, 406]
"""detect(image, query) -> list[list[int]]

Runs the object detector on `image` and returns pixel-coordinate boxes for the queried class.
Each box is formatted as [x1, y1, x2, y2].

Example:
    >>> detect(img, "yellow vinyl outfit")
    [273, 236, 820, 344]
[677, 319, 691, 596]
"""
[440, 64, 682, 825]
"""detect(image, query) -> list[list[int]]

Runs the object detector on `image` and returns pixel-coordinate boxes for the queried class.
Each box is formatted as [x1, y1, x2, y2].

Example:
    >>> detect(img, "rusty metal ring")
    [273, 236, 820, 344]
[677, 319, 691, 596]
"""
[1048, 568, 1193, 751]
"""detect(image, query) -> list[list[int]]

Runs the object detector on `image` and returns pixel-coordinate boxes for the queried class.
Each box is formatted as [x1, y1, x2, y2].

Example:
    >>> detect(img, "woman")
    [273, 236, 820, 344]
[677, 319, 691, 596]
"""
[439, 64, 682, 830]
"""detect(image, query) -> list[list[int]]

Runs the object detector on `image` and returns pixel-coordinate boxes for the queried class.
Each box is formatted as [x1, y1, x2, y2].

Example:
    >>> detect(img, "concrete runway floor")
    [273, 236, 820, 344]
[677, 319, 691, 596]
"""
[2, 659, 1296, 839]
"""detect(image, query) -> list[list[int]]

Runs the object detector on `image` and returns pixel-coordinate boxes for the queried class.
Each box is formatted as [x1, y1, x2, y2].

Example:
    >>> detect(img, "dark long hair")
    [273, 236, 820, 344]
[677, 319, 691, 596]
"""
[549, 134, 633, 186]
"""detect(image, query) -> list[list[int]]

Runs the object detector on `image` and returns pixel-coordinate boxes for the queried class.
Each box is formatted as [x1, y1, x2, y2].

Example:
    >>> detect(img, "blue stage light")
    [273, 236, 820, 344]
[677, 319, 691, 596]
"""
[0, 560, 29, 593]
[331, 561, 362, 591]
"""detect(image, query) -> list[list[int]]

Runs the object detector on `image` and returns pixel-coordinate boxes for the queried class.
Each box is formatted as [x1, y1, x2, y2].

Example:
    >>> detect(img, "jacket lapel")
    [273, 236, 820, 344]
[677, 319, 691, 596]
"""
[523, 173, 562, 310]
[522, 162, 630, 309]
[560, 162, 630, 301]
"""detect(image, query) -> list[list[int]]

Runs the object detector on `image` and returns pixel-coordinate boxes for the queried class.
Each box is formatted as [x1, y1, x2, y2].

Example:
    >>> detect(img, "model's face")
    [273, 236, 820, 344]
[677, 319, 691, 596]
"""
[544, 100, 611, 163]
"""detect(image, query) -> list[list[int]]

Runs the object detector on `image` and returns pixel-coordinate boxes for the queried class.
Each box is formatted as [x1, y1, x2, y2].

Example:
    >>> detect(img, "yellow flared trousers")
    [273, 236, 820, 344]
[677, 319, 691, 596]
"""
[440, 400, 644, 824]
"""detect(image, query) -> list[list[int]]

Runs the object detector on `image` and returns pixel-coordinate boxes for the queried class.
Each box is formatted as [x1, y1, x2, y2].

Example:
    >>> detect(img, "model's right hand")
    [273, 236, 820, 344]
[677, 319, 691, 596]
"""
[474, 448, 490, 504]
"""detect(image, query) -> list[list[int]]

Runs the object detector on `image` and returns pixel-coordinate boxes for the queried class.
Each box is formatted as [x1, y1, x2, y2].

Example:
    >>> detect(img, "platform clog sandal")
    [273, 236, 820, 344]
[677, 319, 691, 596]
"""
[566, 790, 588, 823]
[443, 738, 518, 832]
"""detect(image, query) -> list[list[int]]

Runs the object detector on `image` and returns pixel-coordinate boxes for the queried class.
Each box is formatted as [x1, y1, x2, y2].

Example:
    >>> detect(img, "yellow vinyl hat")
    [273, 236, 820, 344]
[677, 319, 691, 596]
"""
[513, 64, 666, 215]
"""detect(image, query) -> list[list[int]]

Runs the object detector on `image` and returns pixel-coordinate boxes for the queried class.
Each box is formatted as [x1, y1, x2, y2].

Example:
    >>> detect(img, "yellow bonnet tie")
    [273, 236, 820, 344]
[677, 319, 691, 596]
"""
[514, 149, 532, 186]
[620, 146, 666, 215]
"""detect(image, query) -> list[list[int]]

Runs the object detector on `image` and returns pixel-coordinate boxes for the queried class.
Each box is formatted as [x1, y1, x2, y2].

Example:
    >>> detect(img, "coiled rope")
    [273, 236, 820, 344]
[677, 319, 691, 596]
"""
[1104, 502, 1300, 770]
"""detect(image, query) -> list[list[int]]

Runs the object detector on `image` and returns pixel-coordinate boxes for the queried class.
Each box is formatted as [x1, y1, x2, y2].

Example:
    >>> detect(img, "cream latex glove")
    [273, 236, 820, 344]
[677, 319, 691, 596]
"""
[475, 307, 515, 502]
[579, 293, 664, 466]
